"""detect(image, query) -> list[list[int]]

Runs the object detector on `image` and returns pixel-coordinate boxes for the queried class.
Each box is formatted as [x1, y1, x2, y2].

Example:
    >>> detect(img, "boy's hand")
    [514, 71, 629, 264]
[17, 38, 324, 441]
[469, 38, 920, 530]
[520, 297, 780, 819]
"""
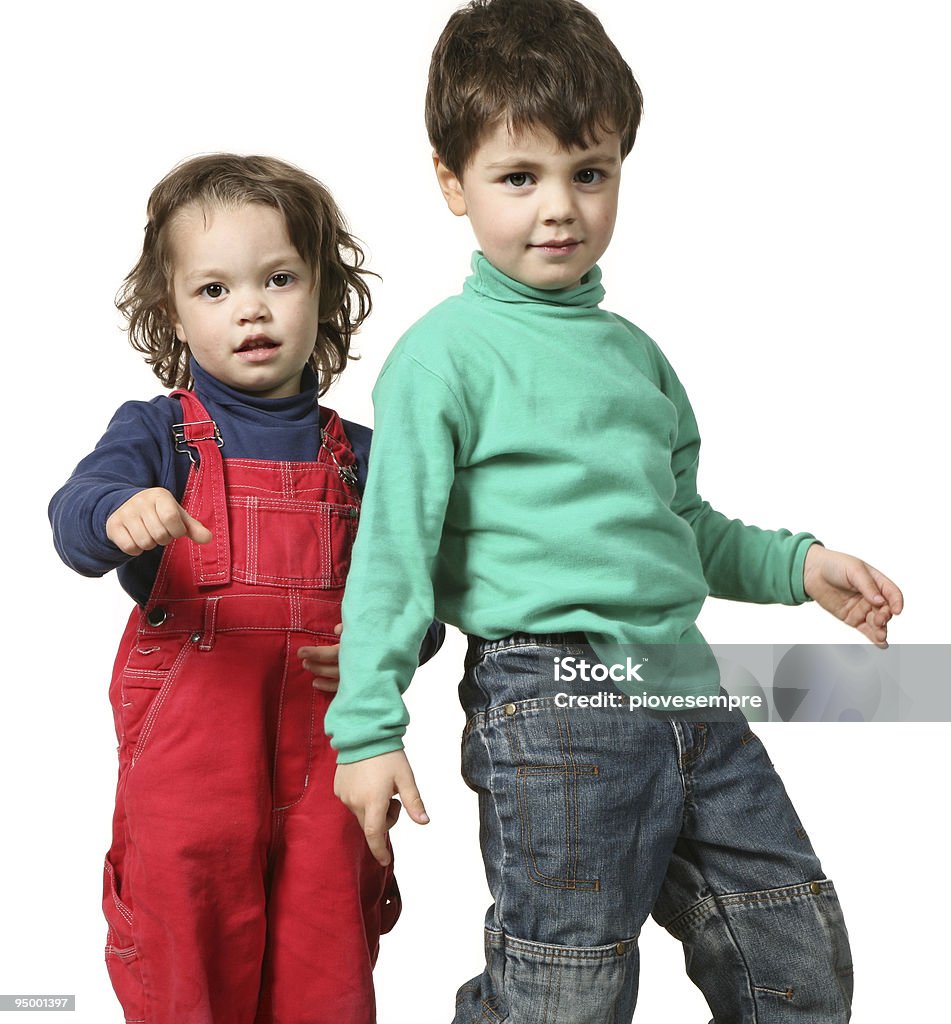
[106, 487, 212, 556]
[299, 623, 343, 692]
[334, 750, 430, 866]
[803, 544, 904, 648]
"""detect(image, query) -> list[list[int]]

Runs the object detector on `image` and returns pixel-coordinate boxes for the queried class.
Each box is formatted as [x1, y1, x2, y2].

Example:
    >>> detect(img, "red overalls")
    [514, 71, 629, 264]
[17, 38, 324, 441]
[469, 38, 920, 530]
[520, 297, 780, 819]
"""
[103, 390, 398, 1024]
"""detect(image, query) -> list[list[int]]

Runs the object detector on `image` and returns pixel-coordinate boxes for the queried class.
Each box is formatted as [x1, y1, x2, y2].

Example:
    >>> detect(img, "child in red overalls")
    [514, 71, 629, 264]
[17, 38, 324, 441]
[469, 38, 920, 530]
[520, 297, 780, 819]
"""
[50, 154, 440, 1024]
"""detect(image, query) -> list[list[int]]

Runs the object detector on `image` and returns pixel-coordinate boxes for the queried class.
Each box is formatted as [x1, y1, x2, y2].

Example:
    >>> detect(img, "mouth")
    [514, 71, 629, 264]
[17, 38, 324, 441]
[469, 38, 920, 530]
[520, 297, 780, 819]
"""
[531, 238, 581, 256]
[235, 335, 280, 362]
[237, 334, 279, 353]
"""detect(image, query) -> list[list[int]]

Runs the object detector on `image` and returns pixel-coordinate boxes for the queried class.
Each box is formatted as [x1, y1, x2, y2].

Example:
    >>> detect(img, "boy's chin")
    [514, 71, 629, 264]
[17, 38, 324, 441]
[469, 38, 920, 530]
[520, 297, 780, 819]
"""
[492, 256, 591, 291]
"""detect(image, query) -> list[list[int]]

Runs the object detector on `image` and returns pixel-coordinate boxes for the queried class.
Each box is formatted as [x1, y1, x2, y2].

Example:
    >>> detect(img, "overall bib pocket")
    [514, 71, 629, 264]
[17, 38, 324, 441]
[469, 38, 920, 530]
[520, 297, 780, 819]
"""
[227, 497, 358, 589]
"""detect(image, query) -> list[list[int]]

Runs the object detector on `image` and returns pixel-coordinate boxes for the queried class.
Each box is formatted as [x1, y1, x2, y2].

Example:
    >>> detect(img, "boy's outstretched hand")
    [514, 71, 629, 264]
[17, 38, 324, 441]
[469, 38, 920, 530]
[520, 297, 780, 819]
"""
[298, 623, 343, 692]
[334, 750, 430, 866]
[106, 487, 212, 556]
[802, 544, 903, 648]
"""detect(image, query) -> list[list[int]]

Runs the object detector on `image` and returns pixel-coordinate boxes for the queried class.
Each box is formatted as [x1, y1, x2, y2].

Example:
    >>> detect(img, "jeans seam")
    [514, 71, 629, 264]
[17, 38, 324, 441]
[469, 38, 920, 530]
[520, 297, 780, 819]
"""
[479, 996, 504, 1022]
[661, 879, 836, 935]
[483, 728, 510, 932]
[496, 931, 639, 960]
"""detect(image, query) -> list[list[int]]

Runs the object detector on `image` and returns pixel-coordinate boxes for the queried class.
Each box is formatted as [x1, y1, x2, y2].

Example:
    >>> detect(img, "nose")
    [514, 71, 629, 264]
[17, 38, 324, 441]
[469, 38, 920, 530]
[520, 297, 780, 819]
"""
[539, 181, 577, 225]
[236, 288, 270, 324]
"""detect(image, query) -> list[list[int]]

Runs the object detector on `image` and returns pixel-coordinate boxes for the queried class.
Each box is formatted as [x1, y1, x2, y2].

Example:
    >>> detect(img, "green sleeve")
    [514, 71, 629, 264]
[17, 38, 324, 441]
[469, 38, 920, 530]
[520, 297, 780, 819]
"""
[661, 354, 817, 605]
[325, 352, 467, 763]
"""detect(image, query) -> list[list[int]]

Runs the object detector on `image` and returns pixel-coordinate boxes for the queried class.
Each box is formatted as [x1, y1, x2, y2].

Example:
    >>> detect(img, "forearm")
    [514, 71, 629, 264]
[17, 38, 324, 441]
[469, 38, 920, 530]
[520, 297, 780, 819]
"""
[660, 348, 817, 605]
[683, 499, 818, 604]
[330, 496, 450, 760]
[49, 399, 177, 577]
[325, 353, 464, 761]
[50, 481, 145, 575]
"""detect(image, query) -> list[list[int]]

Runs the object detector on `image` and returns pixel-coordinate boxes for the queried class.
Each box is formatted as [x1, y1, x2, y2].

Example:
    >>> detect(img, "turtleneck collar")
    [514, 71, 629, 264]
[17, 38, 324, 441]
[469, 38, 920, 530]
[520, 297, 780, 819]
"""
[464, 251, 605, 308]
[189, 357, 320, 424]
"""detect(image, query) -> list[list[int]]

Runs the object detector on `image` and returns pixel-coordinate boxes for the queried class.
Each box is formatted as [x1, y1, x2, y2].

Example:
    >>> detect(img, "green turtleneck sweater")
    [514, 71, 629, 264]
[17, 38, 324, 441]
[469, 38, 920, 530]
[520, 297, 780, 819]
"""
[327, 254, 816, 762]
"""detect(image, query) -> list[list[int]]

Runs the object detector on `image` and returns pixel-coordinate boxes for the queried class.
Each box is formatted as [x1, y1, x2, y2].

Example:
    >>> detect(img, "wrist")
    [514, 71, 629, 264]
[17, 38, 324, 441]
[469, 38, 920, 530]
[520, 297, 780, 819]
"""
[802, 542, 826, 599]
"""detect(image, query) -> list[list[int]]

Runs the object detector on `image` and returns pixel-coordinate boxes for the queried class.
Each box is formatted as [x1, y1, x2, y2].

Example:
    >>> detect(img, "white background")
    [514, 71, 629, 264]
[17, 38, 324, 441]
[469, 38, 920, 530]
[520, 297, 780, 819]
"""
[1, 1, 947, 1020]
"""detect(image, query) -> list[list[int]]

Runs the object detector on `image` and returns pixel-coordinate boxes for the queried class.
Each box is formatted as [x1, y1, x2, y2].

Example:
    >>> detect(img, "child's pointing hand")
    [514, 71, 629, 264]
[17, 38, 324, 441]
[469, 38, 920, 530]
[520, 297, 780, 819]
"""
[334, 750, 430, 865]
[106, 487, 212, 556]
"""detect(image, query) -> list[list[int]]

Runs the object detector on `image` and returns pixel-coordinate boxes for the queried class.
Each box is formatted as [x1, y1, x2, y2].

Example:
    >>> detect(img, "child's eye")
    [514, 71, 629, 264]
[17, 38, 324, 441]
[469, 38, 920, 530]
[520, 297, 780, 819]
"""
[504, 172, 534, 188]
[199, 283, 226, 299]
[575, 169, 605, 185]
[268, 273, 296, 288]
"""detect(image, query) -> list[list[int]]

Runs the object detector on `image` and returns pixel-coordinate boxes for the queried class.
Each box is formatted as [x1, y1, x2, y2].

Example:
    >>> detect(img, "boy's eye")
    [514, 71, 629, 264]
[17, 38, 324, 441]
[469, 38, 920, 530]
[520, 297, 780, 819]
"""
[504, 172, 533, 188]
[575, 169, 604, 185]
[200, 283, 226, 299]
[268, 272, 295, 288]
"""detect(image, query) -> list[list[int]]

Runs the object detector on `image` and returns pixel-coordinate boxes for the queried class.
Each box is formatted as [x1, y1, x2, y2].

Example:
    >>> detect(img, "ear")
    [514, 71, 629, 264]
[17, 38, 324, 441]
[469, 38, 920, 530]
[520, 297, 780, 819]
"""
[433, 152, 468, 217]
[164, 304, 187, 344]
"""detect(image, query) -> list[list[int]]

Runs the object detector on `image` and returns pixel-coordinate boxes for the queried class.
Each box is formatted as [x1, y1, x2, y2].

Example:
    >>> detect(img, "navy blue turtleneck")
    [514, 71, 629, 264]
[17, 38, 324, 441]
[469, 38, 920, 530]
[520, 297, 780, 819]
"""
[51, 357, 366, 601]
[50, 357, 441, 660]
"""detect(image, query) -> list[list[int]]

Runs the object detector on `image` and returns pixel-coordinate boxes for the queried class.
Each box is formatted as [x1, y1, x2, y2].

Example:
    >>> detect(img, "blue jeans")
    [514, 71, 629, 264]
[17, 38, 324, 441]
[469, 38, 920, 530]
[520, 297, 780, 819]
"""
[454, 634, 853, 1024]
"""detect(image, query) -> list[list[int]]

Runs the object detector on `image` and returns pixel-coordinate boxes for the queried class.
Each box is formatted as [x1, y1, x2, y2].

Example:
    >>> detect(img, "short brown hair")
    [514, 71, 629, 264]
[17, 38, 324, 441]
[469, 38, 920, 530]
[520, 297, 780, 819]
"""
[117, 153, 372, 394]
[426, 0, 643, 176]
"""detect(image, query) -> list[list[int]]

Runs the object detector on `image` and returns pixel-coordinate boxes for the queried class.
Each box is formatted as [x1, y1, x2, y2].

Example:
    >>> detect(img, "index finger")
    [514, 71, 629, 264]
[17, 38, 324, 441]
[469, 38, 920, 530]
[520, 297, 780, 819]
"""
[873, 571, 904, 616]
[296, 644, 334, 661]
[307, 644, 340, 664]
[362, 801, 393, 866]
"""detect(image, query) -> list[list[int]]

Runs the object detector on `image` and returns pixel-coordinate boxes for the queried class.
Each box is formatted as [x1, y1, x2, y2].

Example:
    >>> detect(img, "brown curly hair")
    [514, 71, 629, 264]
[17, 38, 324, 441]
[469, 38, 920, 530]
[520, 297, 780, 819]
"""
[117, 153, 373, 394]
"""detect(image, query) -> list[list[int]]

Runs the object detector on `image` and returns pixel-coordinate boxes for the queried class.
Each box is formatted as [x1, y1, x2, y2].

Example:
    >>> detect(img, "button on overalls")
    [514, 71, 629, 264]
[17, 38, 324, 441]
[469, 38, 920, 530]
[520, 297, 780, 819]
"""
[103, 390, 398, 1024]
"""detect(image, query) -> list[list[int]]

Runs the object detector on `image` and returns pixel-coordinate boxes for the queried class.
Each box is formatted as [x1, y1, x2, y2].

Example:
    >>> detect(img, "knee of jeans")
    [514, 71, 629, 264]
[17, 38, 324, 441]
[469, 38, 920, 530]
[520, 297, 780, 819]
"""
[468, 928, 640, 1024]
[664, 879, 853, 1021]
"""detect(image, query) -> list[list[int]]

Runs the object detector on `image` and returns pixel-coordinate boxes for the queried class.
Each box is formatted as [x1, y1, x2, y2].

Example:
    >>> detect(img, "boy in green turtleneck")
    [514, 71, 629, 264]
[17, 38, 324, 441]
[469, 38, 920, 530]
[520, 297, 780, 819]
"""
[312, 1, 902, 1020]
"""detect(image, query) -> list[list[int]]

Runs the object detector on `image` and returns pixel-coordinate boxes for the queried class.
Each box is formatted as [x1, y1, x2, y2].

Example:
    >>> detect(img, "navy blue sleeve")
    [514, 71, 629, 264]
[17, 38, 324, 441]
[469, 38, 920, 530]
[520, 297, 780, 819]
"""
[418, 621, 446, 665]
[340, 417, 372, 495]
[48, 399, 180, 577]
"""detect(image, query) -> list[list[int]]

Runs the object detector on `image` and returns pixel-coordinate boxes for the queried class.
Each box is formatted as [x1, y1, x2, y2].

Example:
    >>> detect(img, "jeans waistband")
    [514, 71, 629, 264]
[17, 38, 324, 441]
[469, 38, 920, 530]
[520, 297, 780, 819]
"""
[464, 631, 590, 668]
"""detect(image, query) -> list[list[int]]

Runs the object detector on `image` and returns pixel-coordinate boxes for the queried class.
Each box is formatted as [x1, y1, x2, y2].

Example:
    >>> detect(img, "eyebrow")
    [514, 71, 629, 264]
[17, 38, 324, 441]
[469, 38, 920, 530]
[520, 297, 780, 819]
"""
[181, 252, 307, 284]
[182, 269, 226, 284]
[484, 152, 621, 170]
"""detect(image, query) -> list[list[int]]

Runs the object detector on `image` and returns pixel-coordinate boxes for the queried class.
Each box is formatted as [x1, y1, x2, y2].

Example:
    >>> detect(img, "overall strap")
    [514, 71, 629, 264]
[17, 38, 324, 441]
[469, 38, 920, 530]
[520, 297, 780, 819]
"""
[318, 407, 360, 491]
[170, 389, 232, 586]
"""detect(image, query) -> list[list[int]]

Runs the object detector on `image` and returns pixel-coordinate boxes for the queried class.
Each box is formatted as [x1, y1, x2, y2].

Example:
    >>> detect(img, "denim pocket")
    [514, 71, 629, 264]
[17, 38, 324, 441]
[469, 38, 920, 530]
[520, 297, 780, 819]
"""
[483, 700, 602, 892]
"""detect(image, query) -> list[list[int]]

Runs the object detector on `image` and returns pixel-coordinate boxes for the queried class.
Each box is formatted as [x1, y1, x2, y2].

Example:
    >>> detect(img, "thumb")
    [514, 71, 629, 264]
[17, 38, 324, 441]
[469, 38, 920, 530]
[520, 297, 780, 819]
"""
[849, 561, 885, 606]
[181, 507, 213, 545]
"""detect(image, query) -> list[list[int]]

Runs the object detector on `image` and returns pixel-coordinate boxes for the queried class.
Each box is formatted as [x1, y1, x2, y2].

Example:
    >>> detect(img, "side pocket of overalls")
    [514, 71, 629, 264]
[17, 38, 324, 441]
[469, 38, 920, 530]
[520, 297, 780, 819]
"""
[115, 632, 194, 765]
[102, 851, 146, 1019]
[103, 628, 195, 1019]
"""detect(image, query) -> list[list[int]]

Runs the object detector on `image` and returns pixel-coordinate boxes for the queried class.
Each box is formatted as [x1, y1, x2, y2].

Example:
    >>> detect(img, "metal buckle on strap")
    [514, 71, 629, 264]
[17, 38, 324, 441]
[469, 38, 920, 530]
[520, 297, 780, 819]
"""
[320, 430, 358, 486]
[171, 420, 224, 464]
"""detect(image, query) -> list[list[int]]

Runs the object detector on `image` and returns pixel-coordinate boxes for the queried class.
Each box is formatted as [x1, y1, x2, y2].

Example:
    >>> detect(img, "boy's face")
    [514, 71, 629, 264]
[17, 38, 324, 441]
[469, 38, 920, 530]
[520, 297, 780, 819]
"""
[169, 202, 320, 399]
[435, 122, 622, 290]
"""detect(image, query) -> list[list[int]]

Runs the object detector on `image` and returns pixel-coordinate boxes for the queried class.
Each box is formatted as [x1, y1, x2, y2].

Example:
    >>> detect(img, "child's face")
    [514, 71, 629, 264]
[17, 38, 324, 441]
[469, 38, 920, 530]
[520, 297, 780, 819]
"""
[169, 202, 320, 399]
[435, 122, 622, 290]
